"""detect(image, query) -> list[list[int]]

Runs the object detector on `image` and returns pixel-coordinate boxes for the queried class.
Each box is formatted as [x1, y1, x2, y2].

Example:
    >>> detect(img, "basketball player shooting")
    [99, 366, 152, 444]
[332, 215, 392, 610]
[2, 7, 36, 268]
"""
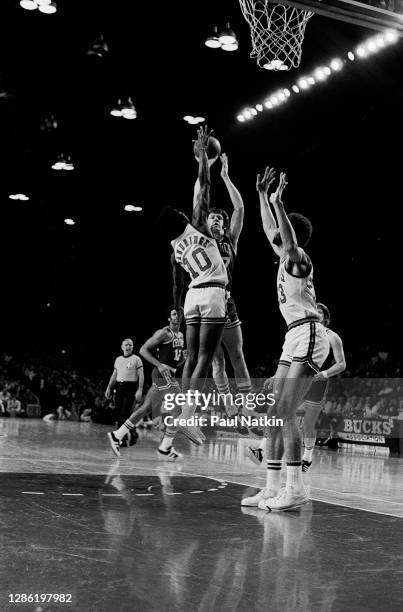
[193, 153, 252, 421]
[170, 126, 228, 445]
[242, 167, 329, 511]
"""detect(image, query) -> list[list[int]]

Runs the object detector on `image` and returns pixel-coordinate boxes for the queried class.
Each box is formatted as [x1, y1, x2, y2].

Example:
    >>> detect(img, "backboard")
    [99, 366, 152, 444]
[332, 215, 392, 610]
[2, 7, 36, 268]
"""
[275, 1, 403, 32]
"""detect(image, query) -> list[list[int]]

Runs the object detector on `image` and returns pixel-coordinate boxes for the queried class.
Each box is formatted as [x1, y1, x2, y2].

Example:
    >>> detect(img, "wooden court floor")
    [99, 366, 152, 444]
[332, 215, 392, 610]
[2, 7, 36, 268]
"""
[0, 419, 402, 612]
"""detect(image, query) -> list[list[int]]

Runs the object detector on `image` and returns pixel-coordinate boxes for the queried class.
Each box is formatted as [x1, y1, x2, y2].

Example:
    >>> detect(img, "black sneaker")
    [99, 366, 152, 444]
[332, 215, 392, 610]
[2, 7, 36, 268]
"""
[107, 432, 120, 457]
[157, 446, 183, 461]
[246, 447, 264, 466]
[302, 459, 312, 473]
[128, 430, 139, 446]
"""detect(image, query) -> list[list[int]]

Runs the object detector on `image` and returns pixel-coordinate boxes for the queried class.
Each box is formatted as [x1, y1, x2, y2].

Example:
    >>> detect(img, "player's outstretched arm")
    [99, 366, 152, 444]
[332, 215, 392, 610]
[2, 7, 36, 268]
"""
[315, 331, 346, 380]
[270, 173, 305, 264]
[256, 166, 281, 255]
[140, 329, 176, 375]
[192, 126, 211, 230]
[171, 251, 186, 313]
[221, 153, 244, 251]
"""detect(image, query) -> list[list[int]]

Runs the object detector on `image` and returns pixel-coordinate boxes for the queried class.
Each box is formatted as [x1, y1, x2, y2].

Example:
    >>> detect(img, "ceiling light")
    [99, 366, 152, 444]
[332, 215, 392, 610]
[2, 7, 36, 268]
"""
[121, 97, 136, 119]
[205, 26, 221, 49]
[298, 78, 309, 90]
[283, 89, 290, 98]
[64, 218, 75, 225]
[218, 22, 237, 45]
[38, 1, 57, 13]
[221, 42, 238, 51]
[110, 99, 122, 117]
[292, 85, 300, 93]
[314, 67, 327, 81]
[330, 58, 343, 71]
[347, 52, 355, 61]
[237, 114, 245, 122]
[264, 100, 273, 108]
[88, 34, 108, 57]
[256, 103, 263, 111]
[20, 0, 38, 9]
[250, 108, 258, 115]
[385, 30, 398, 43]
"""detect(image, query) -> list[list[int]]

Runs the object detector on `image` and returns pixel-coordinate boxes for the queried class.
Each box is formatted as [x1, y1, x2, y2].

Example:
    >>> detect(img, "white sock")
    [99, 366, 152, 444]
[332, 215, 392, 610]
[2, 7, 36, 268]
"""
[159, 432, 175, 452]
[266, 460, 282, 490]
[286, 463, 304, 491]
[114, 419, 135, 441]
[303, 437, 316, 462]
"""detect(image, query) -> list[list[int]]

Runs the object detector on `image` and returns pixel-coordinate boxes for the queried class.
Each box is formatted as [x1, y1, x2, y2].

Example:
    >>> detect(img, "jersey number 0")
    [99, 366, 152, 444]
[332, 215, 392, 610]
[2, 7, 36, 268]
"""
[183, 247, 212, 280]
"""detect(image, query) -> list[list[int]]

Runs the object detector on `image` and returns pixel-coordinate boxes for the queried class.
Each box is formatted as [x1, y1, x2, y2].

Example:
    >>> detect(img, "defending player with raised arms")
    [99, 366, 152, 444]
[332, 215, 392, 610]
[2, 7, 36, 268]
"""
[242, 167, 329, 511]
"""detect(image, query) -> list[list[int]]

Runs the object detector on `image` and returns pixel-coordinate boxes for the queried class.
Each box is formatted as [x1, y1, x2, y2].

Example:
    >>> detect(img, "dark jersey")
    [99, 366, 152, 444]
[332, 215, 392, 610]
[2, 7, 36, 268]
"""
[156, 327, 184, 371]
[217, 234, 236, 291]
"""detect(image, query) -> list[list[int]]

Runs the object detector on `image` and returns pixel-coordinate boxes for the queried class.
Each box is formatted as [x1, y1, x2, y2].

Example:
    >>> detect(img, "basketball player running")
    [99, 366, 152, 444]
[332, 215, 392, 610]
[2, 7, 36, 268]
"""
[193, 153, 251, 417]
[242, 167, 329, 511]
[170, 126, 228, 444]
[246, 303, 346, 470]
[105, 339, 144, 447]
[107, 308, 185, 460]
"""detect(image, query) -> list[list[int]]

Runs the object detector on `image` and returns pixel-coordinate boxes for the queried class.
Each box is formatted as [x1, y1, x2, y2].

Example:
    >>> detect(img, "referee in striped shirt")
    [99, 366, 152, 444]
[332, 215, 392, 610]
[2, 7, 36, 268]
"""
[105, 339, 144, 447]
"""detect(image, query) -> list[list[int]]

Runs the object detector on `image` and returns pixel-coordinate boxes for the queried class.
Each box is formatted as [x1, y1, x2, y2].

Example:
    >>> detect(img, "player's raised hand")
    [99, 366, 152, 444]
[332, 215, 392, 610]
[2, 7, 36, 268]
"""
[220, 153, 229, 179]
[269, 172, 288, 206]
[194, 125, 211, 155]
[256, 166, 277, 194]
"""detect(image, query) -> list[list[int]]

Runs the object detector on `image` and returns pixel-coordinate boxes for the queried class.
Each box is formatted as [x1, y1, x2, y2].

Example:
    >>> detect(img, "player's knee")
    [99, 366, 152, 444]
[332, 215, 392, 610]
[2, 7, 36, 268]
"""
[212, 355, 225, 377]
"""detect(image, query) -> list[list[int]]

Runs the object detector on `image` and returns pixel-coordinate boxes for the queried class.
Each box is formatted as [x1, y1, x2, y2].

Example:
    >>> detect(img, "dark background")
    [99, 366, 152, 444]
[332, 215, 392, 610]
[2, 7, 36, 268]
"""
[1, 0, 402, 374]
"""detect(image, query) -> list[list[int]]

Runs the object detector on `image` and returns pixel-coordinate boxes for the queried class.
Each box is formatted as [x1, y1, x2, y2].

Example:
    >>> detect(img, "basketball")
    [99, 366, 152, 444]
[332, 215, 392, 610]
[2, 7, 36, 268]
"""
[193, 135, 221, 160]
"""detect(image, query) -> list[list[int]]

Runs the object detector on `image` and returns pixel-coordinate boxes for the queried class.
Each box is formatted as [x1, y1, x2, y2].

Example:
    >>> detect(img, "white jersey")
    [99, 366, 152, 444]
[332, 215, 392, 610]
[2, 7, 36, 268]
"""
[171, 224, 228, 288]
[277, 254, 320, 327]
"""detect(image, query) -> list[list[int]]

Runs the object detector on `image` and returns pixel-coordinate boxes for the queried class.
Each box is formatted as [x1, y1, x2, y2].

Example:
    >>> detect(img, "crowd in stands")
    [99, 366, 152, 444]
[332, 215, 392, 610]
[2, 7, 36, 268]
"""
[1, 344, 403, 426]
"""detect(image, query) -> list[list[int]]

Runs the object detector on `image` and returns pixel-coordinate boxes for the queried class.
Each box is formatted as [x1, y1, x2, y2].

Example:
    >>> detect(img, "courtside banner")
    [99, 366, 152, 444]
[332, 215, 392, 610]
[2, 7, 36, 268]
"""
[149, 377, 403, 439]
[336, 418, 401, 445]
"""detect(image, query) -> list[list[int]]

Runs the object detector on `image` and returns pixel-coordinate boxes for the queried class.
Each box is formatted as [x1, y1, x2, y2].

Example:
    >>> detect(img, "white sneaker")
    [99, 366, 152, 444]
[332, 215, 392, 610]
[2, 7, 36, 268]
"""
[241, 487, 278, 507]
[157, 446, 183, 461]
[258, 487, 309, 512]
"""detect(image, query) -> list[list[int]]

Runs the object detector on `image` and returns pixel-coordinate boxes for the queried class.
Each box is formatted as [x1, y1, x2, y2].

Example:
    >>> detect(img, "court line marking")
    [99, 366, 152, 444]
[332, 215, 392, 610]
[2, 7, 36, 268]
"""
[21, 491, 44, 495]
[8, 459, 400, 516]
[62, 493, 84, 496]
[310, 485, 403, 506]
[119, 466, 402, 518]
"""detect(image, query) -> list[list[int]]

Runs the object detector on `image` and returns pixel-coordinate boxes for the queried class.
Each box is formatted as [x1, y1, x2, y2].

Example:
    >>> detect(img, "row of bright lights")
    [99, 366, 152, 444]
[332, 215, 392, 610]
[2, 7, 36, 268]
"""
[20, 0, 57, 14]
[237, 30, 399, 123]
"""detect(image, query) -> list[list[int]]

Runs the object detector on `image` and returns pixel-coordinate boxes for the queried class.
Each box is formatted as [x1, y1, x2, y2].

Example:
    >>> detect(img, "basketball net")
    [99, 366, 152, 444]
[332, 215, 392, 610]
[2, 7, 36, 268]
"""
[239, 0, 314, 70]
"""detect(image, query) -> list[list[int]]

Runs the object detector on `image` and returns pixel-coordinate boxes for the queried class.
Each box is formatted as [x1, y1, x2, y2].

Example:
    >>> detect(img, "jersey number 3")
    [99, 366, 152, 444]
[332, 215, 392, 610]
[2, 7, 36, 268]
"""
[184, 247, 212, 280]
[278, 284, 286, 304]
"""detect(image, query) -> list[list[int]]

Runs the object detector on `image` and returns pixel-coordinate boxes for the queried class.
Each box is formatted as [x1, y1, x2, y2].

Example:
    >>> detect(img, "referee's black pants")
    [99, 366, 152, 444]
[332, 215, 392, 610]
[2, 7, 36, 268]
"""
[115, 382, 138, 441]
